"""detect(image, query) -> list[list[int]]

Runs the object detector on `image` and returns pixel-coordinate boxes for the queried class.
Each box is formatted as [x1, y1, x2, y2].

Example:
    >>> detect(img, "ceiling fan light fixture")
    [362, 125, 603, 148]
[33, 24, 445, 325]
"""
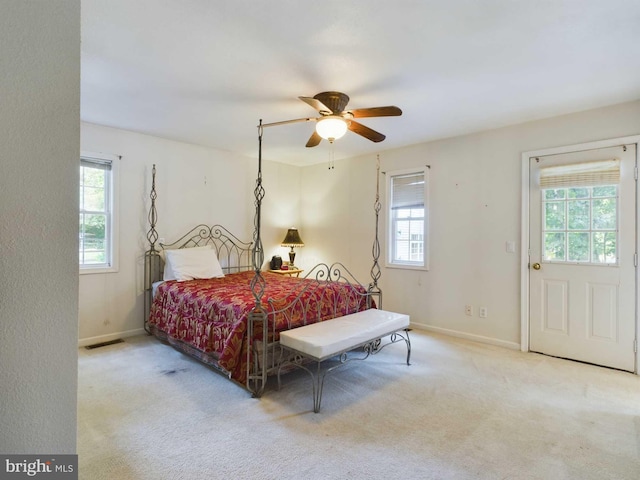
[315, 116, 348, 142]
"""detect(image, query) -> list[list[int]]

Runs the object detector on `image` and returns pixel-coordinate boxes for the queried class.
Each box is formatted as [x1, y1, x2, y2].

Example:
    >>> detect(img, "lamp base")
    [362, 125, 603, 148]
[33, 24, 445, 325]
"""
[288, 249, 296, 268]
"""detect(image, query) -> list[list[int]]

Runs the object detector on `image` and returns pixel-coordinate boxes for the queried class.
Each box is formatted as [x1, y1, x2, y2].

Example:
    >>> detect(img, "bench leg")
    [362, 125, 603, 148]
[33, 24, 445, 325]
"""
[278, 357, 325, 413]
[314, 360, 350, 413]
[372, 329, 411, 365]
[314, 363, 326, 413]
[402, 328, 412, 365]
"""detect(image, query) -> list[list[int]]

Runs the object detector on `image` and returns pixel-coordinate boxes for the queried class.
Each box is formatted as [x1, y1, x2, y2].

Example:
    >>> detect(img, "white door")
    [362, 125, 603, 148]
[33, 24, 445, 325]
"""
[529, 144, 637, 371]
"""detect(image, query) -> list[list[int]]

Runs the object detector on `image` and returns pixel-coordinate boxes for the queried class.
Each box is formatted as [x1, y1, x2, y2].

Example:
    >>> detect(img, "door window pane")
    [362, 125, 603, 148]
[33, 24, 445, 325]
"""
[592, 198, 616, 229]
[593, 186, 616, 197]
[545, 189, 565, 200]
[567, 232, 589, 262]
[544, 233, 566, 261]
[545, 202, 565, 230]
[542, 185, 618, 265]
[567, 200, 589, 230]
[592, 232, 617, 264]
[568, 187, 589, 199]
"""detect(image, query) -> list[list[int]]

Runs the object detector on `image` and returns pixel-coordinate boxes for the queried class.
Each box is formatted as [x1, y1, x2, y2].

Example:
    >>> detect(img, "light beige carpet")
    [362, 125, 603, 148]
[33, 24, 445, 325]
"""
[78, 330, 640, 479]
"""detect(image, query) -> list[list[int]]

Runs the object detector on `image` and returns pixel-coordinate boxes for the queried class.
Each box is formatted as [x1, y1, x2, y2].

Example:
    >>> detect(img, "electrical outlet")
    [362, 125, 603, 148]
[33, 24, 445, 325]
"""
[479, 307, 488, 318]
[465, 305, 473, 316]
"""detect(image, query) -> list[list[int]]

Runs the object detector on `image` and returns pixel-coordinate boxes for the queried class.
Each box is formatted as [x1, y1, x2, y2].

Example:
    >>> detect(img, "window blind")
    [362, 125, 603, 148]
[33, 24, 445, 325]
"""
[539, 159, 620, 188]
[391, 173, 424, 209]
[81, 157, 112, 170]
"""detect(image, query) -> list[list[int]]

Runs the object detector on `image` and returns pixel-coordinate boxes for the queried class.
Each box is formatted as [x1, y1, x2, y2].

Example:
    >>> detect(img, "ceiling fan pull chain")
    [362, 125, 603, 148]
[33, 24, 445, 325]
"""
[328, 144, 335, 170]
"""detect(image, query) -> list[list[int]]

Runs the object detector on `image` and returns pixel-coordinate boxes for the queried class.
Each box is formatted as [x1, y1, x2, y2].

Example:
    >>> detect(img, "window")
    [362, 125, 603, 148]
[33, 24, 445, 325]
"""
[540, 159, 619, 265]
[79, 152, 119, 273]
[542, 186, 618, 264]
[386, 167, 429, 269]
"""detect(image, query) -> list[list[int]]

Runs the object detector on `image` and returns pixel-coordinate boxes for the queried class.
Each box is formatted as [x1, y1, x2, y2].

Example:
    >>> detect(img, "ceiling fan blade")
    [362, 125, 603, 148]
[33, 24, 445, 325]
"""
[348, 106, 402, 118]
[348, 120, 386, 142]
[299, 96, 332, 114]
[305, 131, 322, 148]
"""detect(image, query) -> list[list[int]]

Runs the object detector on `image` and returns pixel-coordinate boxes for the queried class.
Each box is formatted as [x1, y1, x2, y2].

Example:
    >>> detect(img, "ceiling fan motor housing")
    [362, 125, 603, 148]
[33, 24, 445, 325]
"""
[314, 91, 350, 114]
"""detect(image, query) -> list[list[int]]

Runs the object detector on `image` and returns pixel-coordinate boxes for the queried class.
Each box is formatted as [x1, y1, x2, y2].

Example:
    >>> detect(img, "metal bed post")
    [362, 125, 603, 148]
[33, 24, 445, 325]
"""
[144, 164, 162, 333]
[368, 154, 383, 309]
[247, 120, 268, 397]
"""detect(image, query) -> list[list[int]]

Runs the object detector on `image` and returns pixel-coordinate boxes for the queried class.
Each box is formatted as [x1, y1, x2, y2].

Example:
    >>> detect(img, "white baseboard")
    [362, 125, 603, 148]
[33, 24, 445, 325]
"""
[410, 322, 521, 351]
[78, 328, 146, 348]
[79, 324, 521, 351]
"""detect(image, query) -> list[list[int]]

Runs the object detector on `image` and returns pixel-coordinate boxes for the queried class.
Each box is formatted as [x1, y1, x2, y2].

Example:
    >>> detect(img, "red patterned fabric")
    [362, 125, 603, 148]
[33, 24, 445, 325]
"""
[148, 270, 371, 383]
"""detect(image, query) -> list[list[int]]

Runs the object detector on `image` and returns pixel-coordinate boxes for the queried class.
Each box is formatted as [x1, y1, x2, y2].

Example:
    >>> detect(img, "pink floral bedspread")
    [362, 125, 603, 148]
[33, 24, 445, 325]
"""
[148, 270, 371, 383]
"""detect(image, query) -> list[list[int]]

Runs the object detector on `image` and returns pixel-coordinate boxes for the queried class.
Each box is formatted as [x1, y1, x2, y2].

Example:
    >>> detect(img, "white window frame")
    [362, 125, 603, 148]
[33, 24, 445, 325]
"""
[385, 166, 429, 270]
[79, 151, 120, 274]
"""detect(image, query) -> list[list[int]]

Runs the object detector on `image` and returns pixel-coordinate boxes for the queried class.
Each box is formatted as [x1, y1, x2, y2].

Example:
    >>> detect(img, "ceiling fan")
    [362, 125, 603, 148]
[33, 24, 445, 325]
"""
[263, 91, 402, 147]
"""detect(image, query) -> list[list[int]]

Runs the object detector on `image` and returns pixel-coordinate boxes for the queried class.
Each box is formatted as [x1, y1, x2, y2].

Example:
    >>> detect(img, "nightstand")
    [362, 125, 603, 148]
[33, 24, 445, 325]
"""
[269, 268, 303, 277]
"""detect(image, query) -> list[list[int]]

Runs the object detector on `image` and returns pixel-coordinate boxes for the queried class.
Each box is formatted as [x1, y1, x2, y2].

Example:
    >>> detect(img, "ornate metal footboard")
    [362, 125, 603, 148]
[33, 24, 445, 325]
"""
[246, 262, 378, 396]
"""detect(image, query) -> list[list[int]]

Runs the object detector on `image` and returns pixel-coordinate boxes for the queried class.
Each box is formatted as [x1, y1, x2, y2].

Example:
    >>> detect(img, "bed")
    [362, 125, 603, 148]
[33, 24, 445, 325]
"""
[145, 223, 374, 389]
[144, 145, 383, 396]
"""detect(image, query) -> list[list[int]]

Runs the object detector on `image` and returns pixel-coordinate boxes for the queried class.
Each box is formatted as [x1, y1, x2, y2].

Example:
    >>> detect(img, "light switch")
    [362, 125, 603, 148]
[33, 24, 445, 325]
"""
[506, 241, 516, 253]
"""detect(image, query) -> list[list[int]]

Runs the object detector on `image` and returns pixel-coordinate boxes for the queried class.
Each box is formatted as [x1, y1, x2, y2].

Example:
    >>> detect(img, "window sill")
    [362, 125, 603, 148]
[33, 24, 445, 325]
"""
[80, 266, 119, 275]
[385, 262, 429, 272]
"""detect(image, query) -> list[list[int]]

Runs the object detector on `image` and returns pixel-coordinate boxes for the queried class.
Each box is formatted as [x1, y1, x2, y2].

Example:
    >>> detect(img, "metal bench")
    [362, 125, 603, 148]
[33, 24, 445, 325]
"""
[278, 309, 411, 412]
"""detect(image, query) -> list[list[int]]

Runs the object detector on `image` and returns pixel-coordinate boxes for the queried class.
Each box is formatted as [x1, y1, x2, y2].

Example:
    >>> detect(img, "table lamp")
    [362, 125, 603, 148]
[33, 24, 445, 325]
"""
[281, 228, 304, 267]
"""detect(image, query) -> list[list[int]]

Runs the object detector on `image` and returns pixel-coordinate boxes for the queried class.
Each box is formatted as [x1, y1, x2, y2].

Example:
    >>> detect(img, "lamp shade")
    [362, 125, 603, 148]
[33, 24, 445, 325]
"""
[281, 228, 304, 247]
[315, 116, 348, 141]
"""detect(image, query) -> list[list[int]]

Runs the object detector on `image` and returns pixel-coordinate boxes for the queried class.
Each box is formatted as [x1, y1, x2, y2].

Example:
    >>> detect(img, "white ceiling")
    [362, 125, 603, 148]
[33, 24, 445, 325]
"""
[81, 0, 640, 166]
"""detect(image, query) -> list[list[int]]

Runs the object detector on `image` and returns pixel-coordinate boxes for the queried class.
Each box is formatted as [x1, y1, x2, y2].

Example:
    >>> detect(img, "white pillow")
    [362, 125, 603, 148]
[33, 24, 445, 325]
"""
[162, 245, 212, 280]
[164, 245, 224, 281]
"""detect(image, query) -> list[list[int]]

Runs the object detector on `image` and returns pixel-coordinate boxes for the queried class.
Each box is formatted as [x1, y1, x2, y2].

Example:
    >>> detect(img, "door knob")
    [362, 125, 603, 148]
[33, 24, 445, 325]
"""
[532, 263, 541, 270]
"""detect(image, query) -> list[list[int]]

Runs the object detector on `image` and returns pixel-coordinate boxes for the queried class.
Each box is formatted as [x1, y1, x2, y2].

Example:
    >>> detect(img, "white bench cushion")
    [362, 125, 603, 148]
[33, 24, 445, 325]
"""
[279, 309, 409, 361]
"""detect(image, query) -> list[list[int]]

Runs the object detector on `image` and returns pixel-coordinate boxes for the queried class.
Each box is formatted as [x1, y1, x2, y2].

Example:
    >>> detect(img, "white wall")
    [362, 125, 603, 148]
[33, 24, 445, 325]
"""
[79, 123, 301, 344]
[299, 156, 381, 275]
[301, 100, 640, 348]
[0, 1, 80, 453]
[259, 160, 303, 264]
[80, 100, 640, 350]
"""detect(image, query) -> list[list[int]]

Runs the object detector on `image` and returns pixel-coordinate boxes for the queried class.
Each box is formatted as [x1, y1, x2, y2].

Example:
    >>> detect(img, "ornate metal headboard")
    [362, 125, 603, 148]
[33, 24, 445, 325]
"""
[158, 224, 253, 275]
